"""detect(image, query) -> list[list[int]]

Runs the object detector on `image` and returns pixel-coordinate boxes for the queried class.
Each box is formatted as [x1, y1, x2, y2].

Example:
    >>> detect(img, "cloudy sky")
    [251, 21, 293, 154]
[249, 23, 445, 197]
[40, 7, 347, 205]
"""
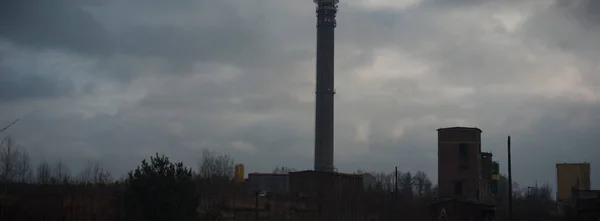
[1, 0, 599, 188]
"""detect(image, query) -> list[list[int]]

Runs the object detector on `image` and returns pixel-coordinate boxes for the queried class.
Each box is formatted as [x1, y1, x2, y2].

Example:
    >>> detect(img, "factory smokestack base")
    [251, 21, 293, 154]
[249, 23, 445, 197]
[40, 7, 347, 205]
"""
[313, 0, 338, 172]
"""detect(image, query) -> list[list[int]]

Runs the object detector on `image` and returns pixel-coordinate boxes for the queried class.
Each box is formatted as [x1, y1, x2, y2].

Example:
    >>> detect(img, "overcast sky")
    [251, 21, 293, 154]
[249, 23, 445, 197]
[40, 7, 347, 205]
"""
[1, 0, 599, 188]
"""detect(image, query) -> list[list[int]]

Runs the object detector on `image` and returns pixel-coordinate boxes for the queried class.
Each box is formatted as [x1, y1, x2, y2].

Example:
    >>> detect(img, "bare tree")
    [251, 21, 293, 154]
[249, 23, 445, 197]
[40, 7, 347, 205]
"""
[36, 161, 52, 184]
[77, 161, 113, 184]
[198, 149, 234, 179]
[372, 171, 394, 191]
[0, 137, 19, 181]
[412, 171, 432, 197]
[197, 149, 235, 214]
[0, 137, 33, 183]
[92, 162, 113, 184]
[399, 172, 414, 197]
[15, 151, 33, 183]
[52, 160, 72, 184]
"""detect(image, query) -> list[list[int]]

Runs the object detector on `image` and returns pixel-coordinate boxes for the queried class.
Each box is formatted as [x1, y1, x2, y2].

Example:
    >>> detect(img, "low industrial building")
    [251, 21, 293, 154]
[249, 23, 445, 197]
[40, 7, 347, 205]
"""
[289, 170, 364, 221]
[245, 173, 290, 195]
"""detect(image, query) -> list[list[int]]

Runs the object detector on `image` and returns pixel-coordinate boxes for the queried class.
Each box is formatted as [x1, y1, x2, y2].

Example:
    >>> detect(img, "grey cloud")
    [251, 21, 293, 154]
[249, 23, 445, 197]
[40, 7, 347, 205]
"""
[0, 66, 75, 103]
[117, 24, 271, 73]
[0, 0, 114, 55]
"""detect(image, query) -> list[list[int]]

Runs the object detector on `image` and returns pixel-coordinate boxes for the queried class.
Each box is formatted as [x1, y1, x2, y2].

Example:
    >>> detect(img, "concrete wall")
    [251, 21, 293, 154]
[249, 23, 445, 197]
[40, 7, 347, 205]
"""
[361, 173, 376, 191]
[289, 171, 364, 221]
[556, 163, 591, 202]
[246, 173, 290, 195]
[481, 152, 493, 180]
[437, 127, 482, 201]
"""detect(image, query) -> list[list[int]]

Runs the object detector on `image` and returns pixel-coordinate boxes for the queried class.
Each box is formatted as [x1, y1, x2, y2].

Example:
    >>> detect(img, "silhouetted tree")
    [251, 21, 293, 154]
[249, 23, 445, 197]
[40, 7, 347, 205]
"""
[51, 160, 71, 184]
[399, 172, 414, 198]
[36, 161, 52, 184]
[123, 153, 198, 221]
[15, 150, 33, 183]
[0, 137, 20, 181]
[412, 171, 432, 197]
[76, 161, 113, 185]
[197, 149, 235, 215]
[198, 149, 234, 179]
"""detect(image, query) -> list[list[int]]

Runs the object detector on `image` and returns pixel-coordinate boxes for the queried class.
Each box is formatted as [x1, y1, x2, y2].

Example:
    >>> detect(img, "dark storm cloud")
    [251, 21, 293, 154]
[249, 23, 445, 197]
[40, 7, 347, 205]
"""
[0, 66, 74, 103]
[117, 24, 271, 73]
[555, 0, 600, 25]
[0, 0, 114, 55]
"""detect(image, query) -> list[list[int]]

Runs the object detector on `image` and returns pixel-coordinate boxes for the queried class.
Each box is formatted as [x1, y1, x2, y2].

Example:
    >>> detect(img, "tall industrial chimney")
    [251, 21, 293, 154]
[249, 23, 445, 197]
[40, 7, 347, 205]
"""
[313, 0, 338, 172]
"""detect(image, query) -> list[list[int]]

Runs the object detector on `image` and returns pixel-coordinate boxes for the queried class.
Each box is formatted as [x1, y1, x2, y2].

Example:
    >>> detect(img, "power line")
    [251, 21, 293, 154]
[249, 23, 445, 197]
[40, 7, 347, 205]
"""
[0, 119, 19, 133]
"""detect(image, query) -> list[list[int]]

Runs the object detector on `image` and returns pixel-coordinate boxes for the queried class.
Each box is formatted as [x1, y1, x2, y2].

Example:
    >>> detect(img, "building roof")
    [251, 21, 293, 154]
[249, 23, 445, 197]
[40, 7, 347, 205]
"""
[556, 162, 590, 166]
[248, 173, 290, 176]
[289, 170, 362, 177]
[437, 126, 482, 132]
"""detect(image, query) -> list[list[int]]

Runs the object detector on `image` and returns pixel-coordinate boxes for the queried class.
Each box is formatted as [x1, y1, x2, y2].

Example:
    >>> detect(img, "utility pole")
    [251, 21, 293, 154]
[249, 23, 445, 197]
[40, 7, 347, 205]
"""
[393, 166, 398, 221]
[508, 136, 513, 221]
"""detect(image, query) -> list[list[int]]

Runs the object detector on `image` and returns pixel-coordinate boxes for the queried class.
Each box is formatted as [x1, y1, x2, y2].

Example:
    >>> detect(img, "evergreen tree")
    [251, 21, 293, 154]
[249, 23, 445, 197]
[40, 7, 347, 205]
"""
[123, 153, 198, 221]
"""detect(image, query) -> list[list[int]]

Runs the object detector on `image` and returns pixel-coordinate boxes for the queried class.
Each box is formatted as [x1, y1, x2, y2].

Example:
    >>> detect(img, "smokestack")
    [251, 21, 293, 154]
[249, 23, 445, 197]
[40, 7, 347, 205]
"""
[313, 0, 339, 172]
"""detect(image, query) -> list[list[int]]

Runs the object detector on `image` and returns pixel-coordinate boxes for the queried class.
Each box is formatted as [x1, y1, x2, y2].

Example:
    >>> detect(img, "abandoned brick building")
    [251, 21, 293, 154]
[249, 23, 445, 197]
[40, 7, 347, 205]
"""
[430, 127, 496, 221]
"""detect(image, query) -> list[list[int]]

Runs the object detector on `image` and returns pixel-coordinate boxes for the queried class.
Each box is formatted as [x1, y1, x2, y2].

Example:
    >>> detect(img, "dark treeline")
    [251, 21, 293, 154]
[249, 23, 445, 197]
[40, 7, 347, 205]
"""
[0, 143, 562, 221]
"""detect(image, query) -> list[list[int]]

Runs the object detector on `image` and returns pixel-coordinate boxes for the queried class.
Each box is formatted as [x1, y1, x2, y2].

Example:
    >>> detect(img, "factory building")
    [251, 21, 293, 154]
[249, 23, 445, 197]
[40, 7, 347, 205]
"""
[289, 170, 364, 221]
[479, 152, 495, 203]
[437, 127, 483, 201]
[431, 127, 495, 221]
[245, 173, 290, 195]
[556, 163, 591, 203]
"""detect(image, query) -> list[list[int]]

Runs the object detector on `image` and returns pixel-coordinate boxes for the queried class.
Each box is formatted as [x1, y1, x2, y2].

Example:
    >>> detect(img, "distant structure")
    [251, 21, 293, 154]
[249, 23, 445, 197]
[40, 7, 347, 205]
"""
[556, 163, 598, 219]
[436, 127, 483, 201]
[289, 170, 363, 220]
[556, 163, 591, 203]
[480, 152, 494, 200]
[359, 173, 376, 191]
[234, 164, 245, 183]
[313, 0, 339, 172]
[430, 127, 495, 221]
[491, 161, 500, 194]
[246, 173, 290, 195]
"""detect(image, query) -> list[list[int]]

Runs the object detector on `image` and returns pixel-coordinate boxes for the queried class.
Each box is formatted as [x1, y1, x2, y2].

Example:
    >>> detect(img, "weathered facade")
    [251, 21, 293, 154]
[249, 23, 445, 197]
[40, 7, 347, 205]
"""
[556, 163, 591, 203]
[246, 173, 290, 195]
[289, 170, 364, 221]
[437, 127, 483, 201]
[434, 127, 496, 221]
[572, 189, 600, 221]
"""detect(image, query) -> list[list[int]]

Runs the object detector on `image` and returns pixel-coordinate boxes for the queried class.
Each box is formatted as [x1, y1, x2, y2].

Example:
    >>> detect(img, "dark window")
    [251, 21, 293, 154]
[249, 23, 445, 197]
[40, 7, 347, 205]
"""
[454, 181, 463, 196]
[459, 143, 469, 167]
